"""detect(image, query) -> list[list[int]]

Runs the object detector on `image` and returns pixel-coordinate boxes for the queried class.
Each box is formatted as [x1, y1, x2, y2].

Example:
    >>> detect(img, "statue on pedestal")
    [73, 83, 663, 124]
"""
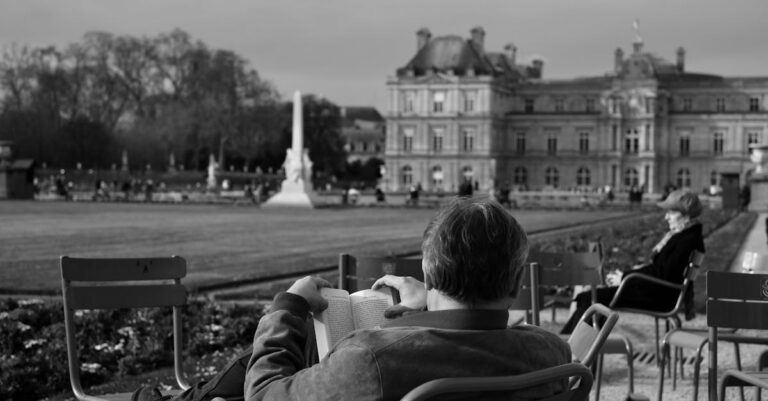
[263, 90, 316, 208]
[206, 154, 218, 191]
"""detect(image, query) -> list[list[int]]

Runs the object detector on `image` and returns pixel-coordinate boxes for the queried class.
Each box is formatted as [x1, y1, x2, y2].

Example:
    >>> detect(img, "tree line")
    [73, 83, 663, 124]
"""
[0, 28, 348, 180]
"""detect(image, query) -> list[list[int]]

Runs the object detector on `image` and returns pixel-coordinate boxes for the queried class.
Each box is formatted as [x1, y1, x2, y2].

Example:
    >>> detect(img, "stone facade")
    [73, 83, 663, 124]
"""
[341, 107, 385, 163]
[384, 28, 768, 194]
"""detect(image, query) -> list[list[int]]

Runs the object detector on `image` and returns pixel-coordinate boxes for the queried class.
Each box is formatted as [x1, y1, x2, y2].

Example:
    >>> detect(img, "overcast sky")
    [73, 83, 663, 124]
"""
[1, 0, 766, 112]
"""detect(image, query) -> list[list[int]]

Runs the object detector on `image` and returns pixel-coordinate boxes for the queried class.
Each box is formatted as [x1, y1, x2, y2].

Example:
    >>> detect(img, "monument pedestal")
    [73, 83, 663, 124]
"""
[263, 178, 315, 208]
[749, 174, 768, 212]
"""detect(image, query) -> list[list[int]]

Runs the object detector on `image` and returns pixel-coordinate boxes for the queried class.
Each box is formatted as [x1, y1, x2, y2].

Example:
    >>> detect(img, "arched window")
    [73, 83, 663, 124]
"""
[545, 167, 559, 188]
[401, 165, 413, 186]
[624, 168, 639, 187]
[576, 167, 591, 186]
[431, 165, 443, 188]
[677, 168, 691, 188]
[513, 167, 527, 186]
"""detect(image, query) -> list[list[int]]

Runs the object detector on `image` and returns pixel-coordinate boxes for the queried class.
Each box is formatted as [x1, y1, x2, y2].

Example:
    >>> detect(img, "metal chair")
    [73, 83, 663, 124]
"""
[60, 256, 191, 401]
[400, 362, 594, 401]
[531, 250, 636, 400]
[706, 271, 768, 401]
[610, 250, 705, 369]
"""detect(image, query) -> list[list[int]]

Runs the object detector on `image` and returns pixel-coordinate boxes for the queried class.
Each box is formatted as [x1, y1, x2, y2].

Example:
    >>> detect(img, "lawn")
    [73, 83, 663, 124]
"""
[0, 200, 631, 293]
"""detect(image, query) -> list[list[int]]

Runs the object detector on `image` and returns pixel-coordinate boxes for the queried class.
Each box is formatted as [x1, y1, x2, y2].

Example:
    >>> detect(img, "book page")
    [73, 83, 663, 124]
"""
[313, 288, 354, 360]
[349, 288, 394, 330]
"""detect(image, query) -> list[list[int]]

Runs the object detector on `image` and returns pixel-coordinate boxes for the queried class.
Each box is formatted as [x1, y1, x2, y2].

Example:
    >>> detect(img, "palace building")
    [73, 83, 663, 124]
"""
[383, 27, 768, 194]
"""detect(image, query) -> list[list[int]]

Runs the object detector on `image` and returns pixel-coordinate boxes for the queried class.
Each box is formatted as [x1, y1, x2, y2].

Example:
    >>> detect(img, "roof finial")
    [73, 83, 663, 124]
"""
[632, 19, 642, 44]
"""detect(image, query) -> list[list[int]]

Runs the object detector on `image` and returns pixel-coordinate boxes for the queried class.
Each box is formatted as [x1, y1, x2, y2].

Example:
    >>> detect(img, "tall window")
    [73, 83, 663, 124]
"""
[524, 98, 534, 113]
[362, 141, 368, 152]
[514, 167, 528, 186]
[715, 97, 726, 112]
[462, 166, 473, 181]
[682, 97, 692, 112]
[554, 98, 564, 112]
[747, 131, 761, 154]
[516, 132, 526, 155]
[431, 166, 443, 188]
[624, 168, 639, 187]
[431, 126, 444, 153]
[679, 134, 690, 156]
[713, 132, 724, 155]
[402, 127, 415, 152]
[625, 128, 639, 154]
[677, 168, 691, 188]
[432, 91, 445, 113]
[462, 127, 475, 152]
[579, 132, 589, 154]
[710, 170, 719, 186]
[612, 125, 618, 151]
[644, 97, 653, 114]
[644, 124, 651, 151]
[401, 165, 413, 185]
[545, 167, 559, 188]
[547, 132, 558, 155]
[403, 91, 416, 113]
[750, 97, 761, 112]
[585, 98, 596, 113]
[463, 90, 477, 112]
[576, 167, 591, 186]
[611, 98, 619, 114]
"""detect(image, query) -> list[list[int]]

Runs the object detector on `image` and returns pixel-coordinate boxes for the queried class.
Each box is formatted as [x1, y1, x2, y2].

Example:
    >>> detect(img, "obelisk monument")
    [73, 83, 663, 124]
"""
[263, 91, 315, 208]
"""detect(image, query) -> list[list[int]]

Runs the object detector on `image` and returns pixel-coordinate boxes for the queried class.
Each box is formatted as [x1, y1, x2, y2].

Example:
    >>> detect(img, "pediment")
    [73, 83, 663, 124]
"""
[413, 73, 459, 85]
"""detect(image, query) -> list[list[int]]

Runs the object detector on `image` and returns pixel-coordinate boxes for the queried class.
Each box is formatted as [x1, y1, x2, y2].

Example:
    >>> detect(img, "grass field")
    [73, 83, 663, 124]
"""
[0, 200, 631, 293]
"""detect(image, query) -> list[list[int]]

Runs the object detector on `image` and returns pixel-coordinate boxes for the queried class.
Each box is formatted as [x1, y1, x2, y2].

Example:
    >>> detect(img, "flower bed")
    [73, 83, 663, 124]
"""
[1, 209, 748, 400]
[0, 299, 264, 401]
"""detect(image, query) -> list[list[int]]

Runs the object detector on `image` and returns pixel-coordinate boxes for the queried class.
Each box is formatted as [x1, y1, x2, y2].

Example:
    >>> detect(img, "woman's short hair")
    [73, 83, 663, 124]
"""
[421, 197, 529, 306]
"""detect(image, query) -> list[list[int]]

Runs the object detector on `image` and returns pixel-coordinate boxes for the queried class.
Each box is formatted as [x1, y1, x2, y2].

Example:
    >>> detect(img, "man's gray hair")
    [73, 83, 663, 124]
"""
[421, 197, 529, 306]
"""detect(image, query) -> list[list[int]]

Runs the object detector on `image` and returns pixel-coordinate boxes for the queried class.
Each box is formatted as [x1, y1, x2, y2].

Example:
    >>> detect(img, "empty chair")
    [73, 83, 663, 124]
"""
[531, 250, 636, 400]
[60, 256, 191, 401]
[400, 362, 594, 401]
[705, 271, 768, 401]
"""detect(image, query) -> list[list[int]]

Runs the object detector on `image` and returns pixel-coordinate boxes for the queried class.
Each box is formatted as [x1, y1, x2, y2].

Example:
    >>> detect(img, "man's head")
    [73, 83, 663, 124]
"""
[421, 197, 528, 308]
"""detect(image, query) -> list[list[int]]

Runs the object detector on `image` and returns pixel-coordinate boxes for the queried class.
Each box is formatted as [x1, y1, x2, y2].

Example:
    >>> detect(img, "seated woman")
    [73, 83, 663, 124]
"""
[560, 189, 705, 334]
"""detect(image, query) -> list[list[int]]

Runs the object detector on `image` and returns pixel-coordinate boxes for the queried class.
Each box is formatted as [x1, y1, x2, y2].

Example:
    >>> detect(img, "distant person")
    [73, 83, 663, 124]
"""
[131, 197, 570, 401]
[499, 182, 512, 208]
[561, 189, 705, 333]
[458, 178, 474, 197]
[408, 184, 420, 206]
[375, 187, 386, 204]
[740, 185, 751, 211]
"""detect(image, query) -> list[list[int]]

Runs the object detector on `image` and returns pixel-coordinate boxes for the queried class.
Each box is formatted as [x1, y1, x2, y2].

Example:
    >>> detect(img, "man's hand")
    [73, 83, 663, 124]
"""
[372, 275, 427, 316]
[287, 276, 332, 313]
[605, 270, 624, 287]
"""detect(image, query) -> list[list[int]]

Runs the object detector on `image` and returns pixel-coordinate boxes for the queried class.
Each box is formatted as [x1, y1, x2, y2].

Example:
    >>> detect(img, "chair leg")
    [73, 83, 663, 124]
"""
[693, 341, 707, 401]
[678, 347, 686, 380]
[672, 346, 678, 390]
[654, 318, 661, 368]
[626, 340, 635, 395]
[734, 343, 745, 401]
[595, 354, 603, 401]
[658, 343, 667, 401]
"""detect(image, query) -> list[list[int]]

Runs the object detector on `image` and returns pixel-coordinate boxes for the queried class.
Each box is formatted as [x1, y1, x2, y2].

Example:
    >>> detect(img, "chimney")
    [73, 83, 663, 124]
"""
[614, 48, 624, 74]
[470, 26, 485, 51]
[504, 43, 517, 65]
[416, 28, 431, 51]
[532, 58, 544, 78]
[633, 41, 643, 53]
[676, 47, 686, 72]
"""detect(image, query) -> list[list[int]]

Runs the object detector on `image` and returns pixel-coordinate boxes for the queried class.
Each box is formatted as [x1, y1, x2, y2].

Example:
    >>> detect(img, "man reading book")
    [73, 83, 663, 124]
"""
[132, 197, 570, 401]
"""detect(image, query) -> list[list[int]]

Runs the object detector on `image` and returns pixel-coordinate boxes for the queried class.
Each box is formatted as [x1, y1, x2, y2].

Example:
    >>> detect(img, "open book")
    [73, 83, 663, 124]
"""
[313, 287, 394, 359]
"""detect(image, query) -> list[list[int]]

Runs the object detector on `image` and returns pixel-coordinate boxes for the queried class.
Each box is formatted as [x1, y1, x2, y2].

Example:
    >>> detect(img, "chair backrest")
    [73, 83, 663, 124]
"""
[531, 250, 603, 288]
[567, 304, 619, 367]
[60, 256, 190, 400]
[338, 253, 423, 293]
[528, 250, 603, 326]
[509, 262, 542, 325]
[707, 270, 768, 400]
[400, 362, 593, 401]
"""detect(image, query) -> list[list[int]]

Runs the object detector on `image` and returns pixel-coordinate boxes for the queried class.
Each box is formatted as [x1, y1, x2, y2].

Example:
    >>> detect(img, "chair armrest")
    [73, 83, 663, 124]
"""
[609, 273, 683, 308]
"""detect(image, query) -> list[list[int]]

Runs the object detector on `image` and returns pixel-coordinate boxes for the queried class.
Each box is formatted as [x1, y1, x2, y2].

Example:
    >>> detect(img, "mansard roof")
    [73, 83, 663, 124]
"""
[396, 35, 523, 79]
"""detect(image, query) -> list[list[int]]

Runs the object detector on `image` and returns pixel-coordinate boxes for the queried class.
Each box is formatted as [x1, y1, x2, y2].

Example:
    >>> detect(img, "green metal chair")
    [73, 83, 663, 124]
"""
[400, 362, 594, 401]
[60, 256, 191, 401]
